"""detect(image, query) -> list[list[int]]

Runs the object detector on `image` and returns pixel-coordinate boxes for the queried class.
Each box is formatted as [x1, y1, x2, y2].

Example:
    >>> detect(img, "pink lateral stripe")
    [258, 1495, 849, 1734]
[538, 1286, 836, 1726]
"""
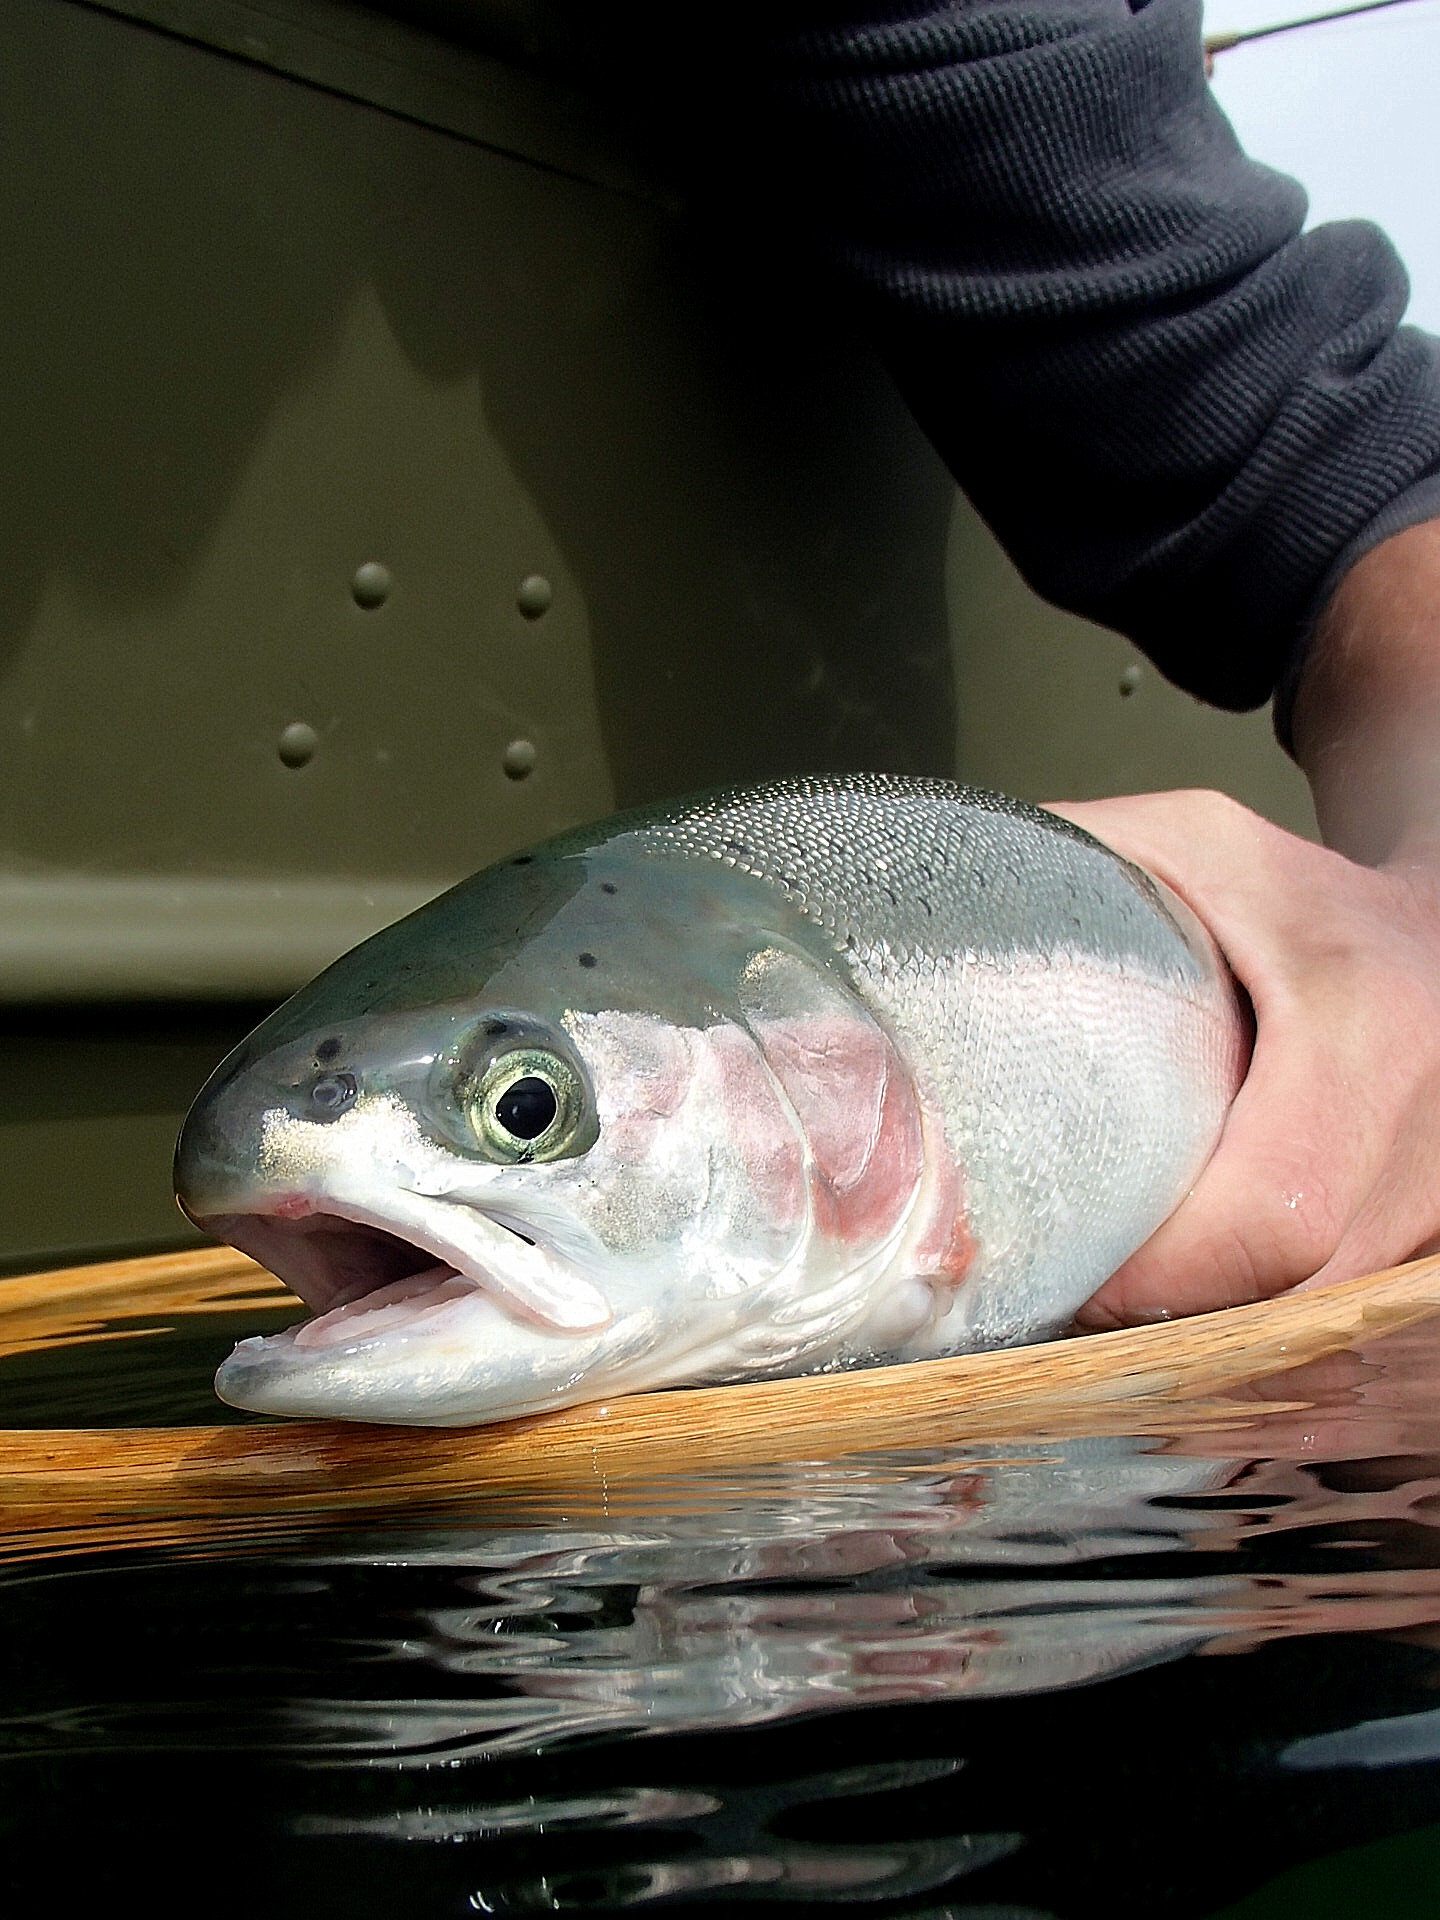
[754, 1017, 927, 1250]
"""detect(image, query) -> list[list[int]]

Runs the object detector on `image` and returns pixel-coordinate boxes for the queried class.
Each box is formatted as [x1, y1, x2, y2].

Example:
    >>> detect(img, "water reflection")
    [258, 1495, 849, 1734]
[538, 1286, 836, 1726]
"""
[301, 1758, 1028, 1907]
[8, 1320, 1440, 1913]
[275, 1442, 1230, 1765]
[7, 1432, 1440, 1773]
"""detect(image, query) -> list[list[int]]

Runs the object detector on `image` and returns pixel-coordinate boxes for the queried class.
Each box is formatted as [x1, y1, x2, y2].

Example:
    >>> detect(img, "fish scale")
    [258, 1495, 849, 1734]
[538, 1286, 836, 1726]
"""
[627, 775, 1202, 978]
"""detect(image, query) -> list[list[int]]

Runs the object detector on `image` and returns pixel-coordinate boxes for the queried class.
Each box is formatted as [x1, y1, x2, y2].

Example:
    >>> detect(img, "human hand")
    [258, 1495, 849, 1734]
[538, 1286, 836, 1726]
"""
[1044, 789, 1440, 1330]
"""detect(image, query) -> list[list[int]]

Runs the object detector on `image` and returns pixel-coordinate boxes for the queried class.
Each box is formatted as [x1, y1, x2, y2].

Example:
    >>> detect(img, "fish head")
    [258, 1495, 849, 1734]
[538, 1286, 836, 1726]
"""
[176, 838, 918, 1424]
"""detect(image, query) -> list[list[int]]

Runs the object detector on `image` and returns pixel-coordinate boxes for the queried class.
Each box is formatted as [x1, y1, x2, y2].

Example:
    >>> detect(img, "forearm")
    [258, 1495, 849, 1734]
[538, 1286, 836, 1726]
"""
[595, 1, 1440, 723]
[1293, 520, 1440, 868]
[726, 0, 1440, 713]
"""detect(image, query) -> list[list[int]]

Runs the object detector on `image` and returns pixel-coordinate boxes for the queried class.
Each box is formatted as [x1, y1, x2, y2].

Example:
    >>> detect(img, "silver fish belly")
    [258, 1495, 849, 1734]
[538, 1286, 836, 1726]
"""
[175, 775, 1247, 1425]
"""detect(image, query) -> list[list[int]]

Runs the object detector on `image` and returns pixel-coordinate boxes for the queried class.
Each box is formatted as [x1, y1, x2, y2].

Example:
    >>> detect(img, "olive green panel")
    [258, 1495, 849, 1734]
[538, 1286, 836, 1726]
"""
[0, 876, 447, 1000]
[947, 501, 1319, 840]
[0, 0, 1323, 1278]
[0, 0, 958, 1005]
[0, 0, 959, 1270]
[75, 0, 657, 197]
[1, 1113, 203, 1274]
[0, 1005, 270, 1275]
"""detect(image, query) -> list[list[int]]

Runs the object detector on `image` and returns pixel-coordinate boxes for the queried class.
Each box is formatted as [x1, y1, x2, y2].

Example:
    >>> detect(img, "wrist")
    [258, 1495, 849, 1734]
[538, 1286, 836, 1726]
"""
[1293, 519, 1440, 867]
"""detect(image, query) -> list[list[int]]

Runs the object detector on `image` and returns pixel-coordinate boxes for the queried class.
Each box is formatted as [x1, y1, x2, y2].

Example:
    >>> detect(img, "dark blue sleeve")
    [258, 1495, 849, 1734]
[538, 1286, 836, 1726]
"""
[729, 0, 1440, 737]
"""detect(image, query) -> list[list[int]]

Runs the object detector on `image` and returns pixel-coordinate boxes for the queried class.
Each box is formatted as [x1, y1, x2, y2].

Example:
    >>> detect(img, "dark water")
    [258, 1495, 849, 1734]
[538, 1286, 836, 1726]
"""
[6, 1309, 1440, 1916]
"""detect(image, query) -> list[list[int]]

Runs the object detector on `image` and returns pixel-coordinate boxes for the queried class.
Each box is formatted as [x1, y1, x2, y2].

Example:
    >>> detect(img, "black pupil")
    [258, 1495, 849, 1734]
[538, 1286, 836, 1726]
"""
[495, 1076, 557, 1140]
[310, 1071, 358, 1116]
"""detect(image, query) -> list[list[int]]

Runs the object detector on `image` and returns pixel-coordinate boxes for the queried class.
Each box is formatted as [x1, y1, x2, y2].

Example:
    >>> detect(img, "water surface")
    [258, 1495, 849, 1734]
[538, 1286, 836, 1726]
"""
[5, 1300, 1440, 1915]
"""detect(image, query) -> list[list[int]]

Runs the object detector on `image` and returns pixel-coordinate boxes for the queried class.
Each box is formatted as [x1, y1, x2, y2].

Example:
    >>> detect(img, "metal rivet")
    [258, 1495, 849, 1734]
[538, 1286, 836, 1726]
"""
[516, 574, 553, 619]
[351, 561, 392, 610]
[1118, 664, 1143, 698]
[502, 738, 537, 780]
[278, 722, 319, 769]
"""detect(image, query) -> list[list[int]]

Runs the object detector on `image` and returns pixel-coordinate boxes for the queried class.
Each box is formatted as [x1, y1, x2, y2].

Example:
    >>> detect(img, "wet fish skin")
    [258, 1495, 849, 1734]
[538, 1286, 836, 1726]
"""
[175, 775, 1248, 1425]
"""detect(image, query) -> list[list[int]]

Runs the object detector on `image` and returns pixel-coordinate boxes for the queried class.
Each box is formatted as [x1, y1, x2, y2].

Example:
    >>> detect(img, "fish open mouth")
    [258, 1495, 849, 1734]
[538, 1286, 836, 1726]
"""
[200, 1210, 449, 1315]
[196, 1209, 501, 1350]
[198, 1200, 612, 1342]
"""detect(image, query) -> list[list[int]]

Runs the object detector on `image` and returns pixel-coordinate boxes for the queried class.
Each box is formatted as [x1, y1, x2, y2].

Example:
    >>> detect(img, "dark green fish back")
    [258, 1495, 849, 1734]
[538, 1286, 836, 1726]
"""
[619, 774, 1204, 982]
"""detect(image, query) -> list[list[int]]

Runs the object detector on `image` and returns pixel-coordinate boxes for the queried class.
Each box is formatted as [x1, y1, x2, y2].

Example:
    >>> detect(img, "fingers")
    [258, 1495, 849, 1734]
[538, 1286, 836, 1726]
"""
[1047, 789, 1440, 1330]
[1059, 792, 1357, 1323]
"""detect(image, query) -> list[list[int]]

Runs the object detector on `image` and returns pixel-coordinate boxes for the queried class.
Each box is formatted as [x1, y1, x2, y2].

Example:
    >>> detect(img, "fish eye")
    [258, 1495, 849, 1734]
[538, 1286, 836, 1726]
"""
[308, 1071, 358, 1119]
[468, 1048, 584, 1162]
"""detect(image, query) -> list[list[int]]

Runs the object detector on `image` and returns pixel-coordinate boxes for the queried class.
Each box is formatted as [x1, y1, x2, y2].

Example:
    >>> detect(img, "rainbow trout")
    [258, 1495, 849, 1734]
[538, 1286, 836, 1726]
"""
[175, 776, 1247, 1425]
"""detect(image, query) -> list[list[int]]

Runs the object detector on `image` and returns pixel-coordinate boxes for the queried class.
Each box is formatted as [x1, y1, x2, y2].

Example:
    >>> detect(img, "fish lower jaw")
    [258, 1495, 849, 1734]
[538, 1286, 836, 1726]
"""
[287, 1262, 477, 1351]
[211, 1253, 880, 1425]
[212, 1295, 681, 1427]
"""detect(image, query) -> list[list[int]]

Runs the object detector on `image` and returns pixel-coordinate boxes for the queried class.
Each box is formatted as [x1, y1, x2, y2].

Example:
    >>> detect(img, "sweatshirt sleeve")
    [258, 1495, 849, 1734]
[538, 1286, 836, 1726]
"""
[730, 0, 1440, 737]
